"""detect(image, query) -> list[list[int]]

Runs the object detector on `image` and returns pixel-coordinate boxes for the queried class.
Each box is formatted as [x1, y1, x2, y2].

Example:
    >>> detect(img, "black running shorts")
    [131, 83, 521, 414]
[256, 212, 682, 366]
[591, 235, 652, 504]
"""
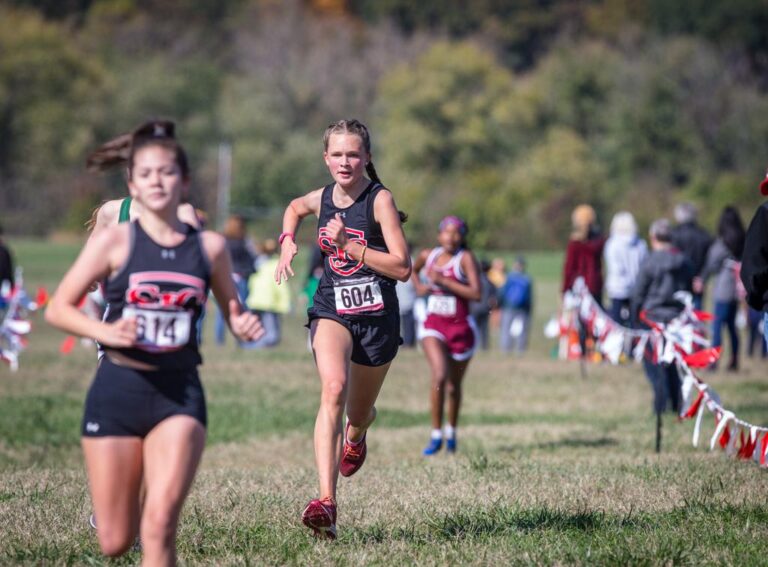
[307, 308, 401, 367]
[81, 356, 207, 438]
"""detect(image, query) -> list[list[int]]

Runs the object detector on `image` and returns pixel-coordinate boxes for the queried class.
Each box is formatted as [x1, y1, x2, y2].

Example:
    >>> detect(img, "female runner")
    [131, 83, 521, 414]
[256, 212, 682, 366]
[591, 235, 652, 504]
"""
[413, 216, 481, 455]
[86, 120, 201, 233]
[83, 121, 204, 537]
[275, 119, 411, 539]
[46, 125, 262, 565]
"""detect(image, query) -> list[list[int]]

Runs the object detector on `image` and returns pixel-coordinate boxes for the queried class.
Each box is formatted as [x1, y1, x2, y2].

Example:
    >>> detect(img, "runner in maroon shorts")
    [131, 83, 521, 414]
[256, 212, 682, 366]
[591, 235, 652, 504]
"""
[412, 216, 481, 455]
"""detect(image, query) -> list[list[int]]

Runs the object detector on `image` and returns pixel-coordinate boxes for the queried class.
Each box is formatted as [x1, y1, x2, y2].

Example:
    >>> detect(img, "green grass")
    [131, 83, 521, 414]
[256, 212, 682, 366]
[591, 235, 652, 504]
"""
[1, 240, 767, 565]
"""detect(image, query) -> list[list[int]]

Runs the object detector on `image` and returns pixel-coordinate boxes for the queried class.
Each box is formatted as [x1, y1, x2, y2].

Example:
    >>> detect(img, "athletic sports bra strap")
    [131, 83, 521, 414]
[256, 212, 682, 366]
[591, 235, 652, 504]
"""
[118, 197, 132, 223]
[425, 247, 442, 271]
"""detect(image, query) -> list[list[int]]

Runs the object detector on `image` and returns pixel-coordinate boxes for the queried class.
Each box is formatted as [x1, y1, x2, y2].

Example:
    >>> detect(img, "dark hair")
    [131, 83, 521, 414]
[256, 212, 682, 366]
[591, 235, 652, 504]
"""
[323, 119, 407, 223]
[223, 214, 247, 240]
[718, 206, 746, 260]
[86, 119, 189, 180]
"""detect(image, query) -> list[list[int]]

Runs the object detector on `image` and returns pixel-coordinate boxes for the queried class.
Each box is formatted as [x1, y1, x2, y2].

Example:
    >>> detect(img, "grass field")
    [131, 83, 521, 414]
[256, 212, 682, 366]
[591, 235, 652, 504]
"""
[1, 240, 767, 565]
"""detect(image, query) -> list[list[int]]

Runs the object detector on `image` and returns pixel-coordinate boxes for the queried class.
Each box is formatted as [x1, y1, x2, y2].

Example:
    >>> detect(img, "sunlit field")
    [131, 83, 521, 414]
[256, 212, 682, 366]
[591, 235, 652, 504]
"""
[1, 240, 767, 565]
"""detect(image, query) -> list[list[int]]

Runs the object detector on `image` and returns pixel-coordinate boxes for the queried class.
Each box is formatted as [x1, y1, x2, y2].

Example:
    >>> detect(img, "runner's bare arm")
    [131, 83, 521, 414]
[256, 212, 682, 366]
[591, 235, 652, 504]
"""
[411, 249, 431, 296]
[45, 225, 136, 346]
[275, 188, 323, 284]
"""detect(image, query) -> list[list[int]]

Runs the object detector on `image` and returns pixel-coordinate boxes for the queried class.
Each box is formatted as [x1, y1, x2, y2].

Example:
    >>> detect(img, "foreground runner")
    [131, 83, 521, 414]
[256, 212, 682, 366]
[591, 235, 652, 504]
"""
[275, 119, 411, 539]
[46, 125, 262, 564]
[413, 216, 481, 455]
[83, 121, 204, 542]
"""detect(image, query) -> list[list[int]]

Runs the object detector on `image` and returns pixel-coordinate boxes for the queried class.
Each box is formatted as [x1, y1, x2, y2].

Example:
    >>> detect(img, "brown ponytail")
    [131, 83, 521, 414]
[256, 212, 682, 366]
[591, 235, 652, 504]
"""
[86, 119, 188, 179]
[86, 133, 133, 173]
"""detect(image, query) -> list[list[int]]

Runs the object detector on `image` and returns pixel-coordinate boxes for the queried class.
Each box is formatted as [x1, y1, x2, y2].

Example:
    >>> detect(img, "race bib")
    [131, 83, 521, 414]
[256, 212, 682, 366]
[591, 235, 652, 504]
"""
[427, 295, 457, 316]
[334, 279, 384, 315]
[123, 306, 192, 352]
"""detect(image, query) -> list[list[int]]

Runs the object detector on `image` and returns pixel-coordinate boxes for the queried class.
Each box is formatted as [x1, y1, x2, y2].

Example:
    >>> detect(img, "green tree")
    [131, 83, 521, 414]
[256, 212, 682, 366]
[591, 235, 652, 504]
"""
[505, 127, 609, 247]
[0, 7, 108, 232]
[375, 41, 527, 245]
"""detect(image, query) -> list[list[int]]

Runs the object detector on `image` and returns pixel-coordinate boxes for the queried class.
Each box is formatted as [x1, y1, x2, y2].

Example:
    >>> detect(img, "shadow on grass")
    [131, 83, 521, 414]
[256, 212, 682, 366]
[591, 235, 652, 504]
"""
[498, 436, 618, 453]
[345, 504, 639, 545]
[378, 409, 617, 430]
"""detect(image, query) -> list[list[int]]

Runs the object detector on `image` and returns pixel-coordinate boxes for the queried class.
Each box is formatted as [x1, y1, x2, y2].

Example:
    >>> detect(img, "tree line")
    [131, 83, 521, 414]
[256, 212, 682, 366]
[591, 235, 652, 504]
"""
[1, 0, 768, 247]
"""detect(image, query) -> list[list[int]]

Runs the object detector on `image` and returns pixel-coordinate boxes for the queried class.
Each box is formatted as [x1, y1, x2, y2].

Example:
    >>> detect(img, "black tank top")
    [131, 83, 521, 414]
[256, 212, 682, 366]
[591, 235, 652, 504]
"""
[103, 221, 210, 368]
[312, 181, 398, 317]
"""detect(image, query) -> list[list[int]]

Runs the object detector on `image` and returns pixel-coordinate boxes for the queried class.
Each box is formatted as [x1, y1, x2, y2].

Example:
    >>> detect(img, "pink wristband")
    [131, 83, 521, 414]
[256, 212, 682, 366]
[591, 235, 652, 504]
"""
[279, 232, 294, 245]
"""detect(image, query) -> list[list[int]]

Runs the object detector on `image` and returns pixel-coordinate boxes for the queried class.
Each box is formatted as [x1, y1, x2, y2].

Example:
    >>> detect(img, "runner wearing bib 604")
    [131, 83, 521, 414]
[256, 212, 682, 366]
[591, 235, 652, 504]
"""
[274, 119, 412, 541]
[308, 180, 401, 366]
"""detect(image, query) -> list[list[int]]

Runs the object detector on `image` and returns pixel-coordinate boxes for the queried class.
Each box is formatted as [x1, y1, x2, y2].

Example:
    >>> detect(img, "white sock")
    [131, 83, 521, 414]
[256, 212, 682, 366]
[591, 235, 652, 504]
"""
[431, 428, 442, 440]
[444, 424, 456, 439]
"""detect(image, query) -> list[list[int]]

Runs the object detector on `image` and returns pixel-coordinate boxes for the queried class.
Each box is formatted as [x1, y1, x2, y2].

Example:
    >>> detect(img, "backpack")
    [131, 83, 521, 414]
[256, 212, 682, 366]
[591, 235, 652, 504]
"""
[503, 275, 531, 308]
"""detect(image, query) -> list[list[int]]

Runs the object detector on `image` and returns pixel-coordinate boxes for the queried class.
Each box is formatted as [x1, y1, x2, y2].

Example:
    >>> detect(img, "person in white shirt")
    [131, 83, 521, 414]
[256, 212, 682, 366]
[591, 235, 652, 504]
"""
[604, 211, 648, 327]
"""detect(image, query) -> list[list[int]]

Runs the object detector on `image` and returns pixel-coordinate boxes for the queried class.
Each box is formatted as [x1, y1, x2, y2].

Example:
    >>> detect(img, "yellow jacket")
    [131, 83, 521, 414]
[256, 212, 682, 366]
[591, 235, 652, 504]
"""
[246, 257, 292, 314]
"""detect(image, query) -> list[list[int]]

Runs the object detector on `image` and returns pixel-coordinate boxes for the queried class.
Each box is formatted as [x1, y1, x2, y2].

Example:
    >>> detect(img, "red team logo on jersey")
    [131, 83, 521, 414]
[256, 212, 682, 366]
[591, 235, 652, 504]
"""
[318, 227, 367, 276]
[126, 272, 207, 308]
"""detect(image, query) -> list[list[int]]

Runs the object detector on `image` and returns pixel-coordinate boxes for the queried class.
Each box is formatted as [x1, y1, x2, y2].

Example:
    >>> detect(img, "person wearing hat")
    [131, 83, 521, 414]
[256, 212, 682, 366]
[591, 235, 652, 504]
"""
[740, 172, 768, 351]
[561, 204, 606, 305]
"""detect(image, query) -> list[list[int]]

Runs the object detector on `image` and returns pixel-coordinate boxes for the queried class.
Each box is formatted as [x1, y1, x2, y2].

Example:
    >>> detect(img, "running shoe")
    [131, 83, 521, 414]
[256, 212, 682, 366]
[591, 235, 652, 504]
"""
[422, 437, 443, 456]
[340, 422, 367, 477]
[446, 436, 457, 453]
[301, 497, 337, 540]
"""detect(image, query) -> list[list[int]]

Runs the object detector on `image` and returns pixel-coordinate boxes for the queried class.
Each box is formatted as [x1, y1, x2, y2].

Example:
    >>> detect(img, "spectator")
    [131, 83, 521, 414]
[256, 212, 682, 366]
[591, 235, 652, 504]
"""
[486, 257, 506, 335]
[487, 257, 506, 289]
[244, 239, 291, 348]
[631, 218, 694, 417]
[0, 223, 14, 291]
[740, 173, 768, 353]
[498, 256, 533, 354]
[562, 204, 606, 306]
[670, 202, 713, 310]
[469, 260, 497, 350]
[215, 215, 256, 345]
[604, 212, 647, 327]
[696, 206, 745, 371]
